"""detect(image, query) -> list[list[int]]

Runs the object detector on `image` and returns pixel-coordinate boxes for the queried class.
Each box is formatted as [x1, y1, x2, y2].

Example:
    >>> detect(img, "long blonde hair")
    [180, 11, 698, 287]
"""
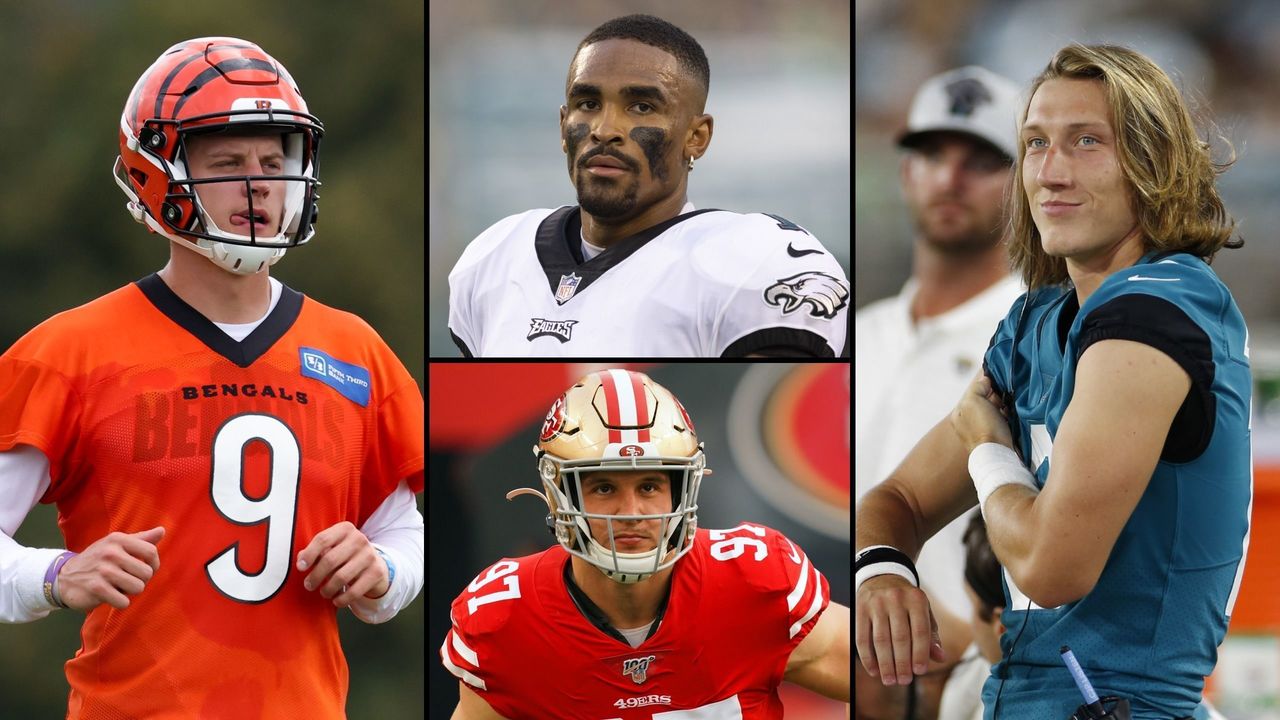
[1008, 44, 1241, 288]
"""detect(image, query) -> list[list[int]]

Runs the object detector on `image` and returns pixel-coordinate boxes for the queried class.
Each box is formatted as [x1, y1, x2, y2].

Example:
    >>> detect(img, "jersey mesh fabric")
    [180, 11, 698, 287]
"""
[0, 281, 424, 720]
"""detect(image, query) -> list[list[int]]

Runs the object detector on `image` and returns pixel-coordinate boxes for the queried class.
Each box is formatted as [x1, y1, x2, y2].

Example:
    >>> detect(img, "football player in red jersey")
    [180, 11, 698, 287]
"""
[0, 38, 424, 719]
[440, 369, 849, 719]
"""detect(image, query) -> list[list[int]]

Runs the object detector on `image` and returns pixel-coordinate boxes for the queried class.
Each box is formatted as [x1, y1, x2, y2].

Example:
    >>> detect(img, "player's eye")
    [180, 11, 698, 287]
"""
[577, 100, 598, 111]
[632, 102, 654, 113]
[1026, 137, 1047, 149]
[1078, 135, 1099, 147]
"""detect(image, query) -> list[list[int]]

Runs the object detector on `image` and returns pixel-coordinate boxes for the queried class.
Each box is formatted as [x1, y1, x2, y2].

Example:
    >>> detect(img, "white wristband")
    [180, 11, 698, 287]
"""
[855, 562, 919, 595]
[968, 442, 1039, 516]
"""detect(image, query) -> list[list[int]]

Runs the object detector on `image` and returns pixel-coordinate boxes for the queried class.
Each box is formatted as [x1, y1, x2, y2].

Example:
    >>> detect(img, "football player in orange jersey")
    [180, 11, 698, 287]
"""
[0, 37, 424, 719]
[440, 370, 849, 719]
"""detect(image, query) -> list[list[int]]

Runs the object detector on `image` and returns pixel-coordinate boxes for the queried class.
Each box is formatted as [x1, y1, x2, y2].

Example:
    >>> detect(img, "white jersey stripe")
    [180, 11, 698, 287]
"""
[440, 630, 488, 690]
[1225, 457, 1253, 617]
[609, 369, 638, 425]
[785, 545, 810, 612]
[450, 624, 481, 666]
[789, 565, 826, 639]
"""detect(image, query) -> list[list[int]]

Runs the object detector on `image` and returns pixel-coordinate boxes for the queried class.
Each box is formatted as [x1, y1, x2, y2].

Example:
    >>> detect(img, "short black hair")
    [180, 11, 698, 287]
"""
[574, 14, 710, 101]
[962, 513, 1005, 621]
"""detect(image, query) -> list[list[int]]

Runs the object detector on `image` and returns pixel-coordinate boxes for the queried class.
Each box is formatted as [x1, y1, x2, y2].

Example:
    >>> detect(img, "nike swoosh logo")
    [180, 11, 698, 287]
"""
[787, 243, 823, 258]
[1127, 275, 1180, 282]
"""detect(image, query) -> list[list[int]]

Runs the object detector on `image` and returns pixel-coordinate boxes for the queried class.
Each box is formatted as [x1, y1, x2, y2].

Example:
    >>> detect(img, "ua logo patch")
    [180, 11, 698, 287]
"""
[622, 655, 656, 685]
[763, 271, 850, 319]
[528, 318, 578, 343]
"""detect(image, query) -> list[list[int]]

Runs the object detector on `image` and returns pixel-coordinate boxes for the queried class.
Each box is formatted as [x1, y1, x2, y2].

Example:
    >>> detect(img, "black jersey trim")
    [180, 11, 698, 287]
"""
[721, 327, 833, 358]
[449, 330, 474, 358]
[1077, 294, 1216, 463]
[135, 273, 304, 369]
[561, 557, 669, 646]
[534, 205, 722, 303]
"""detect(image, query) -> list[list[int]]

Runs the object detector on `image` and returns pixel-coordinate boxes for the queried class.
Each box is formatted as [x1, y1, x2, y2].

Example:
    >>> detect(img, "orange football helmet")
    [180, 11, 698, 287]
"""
[515, 369, 708, 584]
[113, 37, 323, 275]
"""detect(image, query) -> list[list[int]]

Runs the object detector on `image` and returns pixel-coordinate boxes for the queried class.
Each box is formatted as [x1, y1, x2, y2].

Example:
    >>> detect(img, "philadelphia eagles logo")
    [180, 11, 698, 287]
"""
[763, 271, 850, 319]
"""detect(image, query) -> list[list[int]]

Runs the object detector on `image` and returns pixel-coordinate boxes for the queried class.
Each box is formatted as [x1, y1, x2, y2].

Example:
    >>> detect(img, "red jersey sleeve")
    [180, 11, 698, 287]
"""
[439, 556, 529, 715]
[767, 527, 830, 646]
[706, 524, 830, 675]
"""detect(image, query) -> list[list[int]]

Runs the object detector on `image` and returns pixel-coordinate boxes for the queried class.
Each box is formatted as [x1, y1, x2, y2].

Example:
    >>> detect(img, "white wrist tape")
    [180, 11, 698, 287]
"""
[968, 442, 1039, 516]
[855, 563, 919, 595]
[854, 545, 920, 596]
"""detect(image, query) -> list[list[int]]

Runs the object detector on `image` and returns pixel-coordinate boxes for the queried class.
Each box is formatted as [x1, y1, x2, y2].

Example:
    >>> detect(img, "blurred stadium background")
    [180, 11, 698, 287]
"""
[427, 0, 851, 356]
[857, 1, 1280, 717]
[0, 2, 424, 718]
[428, 362, 850, 718]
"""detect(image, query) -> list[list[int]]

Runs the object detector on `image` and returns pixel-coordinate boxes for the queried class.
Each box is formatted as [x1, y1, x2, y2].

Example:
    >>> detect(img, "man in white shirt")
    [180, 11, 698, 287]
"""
[854, 65, 1022, 719]
[448, 14, 849, 358]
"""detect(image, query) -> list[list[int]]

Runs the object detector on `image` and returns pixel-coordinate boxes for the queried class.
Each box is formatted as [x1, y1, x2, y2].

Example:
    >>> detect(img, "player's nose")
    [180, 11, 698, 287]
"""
[617, 489, 646, 518]
[588, 108, 625, 145]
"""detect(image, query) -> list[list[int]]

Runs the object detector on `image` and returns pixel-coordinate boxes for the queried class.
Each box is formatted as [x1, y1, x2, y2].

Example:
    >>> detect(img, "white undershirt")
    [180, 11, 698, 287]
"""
[617, 620, 656, 648]
[209, 276, 283, 341]
[580, 237, 606, 262]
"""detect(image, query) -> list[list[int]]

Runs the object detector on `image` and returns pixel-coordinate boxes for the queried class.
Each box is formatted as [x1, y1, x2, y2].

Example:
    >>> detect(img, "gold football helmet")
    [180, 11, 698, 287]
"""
[511, 369, 708, 583]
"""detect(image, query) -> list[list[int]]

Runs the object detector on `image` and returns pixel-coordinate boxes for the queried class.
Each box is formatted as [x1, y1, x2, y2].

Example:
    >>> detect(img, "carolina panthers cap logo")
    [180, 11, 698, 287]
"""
[944, 77, 993, 118]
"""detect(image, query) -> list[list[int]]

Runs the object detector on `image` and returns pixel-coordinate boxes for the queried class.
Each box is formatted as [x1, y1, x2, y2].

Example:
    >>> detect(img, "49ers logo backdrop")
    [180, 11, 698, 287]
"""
[727, 364, 849, 540]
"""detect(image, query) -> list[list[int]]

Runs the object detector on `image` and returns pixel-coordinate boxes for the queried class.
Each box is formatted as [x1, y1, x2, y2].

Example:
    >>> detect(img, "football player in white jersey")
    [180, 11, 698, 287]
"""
[447, 14, 850, 357]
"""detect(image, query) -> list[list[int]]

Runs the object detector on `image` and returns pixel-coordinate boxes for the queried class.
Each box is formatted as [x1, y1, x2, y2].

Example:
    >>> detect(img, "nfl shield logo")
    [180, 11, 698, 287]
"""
[622, 655, 655, 685]
[555, 273, 582, 304]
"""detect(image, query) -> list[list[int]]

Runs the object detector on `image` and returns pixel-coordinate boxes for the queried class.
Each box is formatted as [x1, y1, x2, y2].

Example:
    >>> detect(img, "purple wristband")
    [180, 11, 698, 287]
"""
[43, 551, 77, 609]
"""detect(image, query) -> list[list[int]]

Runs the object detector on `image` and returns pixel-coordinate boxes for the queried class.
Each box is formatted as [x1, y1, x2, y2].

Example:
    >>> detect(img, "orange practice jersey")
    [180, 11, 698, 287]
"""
[0, 275, 425, 720]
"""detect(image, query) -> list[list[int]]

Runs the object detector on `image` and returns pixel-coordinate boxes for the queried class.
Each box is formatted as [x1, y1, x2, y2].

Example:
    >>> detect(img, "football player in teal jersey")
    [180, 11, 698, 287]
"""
[855, 44, 1248, 720]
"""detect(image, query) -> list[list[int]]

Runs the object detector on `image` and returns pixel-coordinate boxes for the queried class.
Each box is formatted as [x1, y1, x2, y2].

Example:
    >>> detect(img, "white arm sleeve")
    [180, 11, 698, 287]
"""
[349, 479, 424, 624]
[0, 445, 67, 623]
